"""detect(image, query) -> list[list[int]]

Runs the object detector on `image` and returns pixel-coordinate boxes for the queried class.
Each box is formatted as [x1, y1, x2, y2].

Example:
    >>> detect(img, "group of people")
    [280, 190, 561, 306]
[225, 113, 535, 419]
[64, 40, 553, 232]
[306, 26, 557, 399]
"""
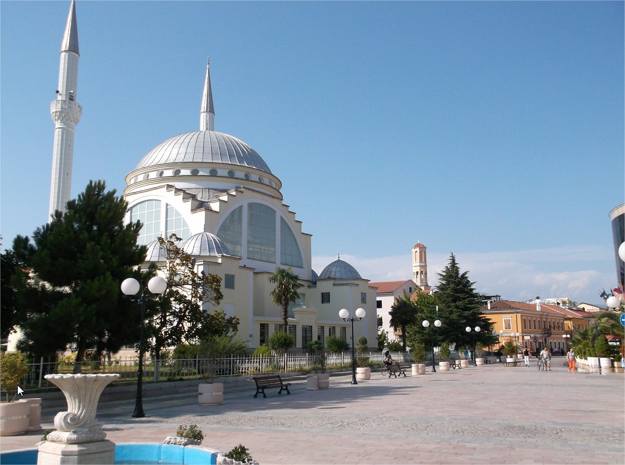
[520, 346, 576, 371]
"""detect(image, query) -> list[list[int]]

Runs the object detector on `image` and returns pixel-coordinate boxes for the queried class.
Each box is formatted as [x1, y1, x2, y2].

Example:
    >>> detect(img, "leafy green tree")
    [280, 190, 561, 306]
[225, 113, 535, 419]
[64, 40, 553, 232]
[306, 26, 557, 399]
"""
[405, 292, 441, 362]
[593, 335, 613, 358]
[147, 235, 236, 362]
[377, 329, 389, 351]
[0, 352, 28, 401]
[389, 292, 417, 351]
[14, 181, 146, 368]
[0, 247, 28, 340]
[434, 254, 493, 350]
[270, 268, 303, 331]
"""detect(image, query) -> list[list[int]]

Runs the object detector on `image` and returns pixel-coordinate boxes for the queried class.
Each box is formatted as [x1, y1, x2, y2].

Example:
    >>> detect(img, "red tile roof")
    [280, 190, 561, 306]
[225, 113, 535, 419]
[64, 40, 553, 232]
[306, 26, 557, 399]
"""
[485, 300, 593, 319]
[370, 280, 415, 294]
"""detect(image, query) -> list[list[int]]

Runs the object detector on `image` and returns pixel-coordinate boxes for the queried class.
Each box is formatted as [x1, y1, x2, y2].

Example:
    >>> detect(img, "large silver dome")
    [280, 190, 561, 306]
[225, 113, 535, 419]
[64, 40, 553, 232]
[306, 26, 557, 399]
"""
[319, 259, 362, 280]
[180, 232, 231, 257]
[136, 131, 271, 173]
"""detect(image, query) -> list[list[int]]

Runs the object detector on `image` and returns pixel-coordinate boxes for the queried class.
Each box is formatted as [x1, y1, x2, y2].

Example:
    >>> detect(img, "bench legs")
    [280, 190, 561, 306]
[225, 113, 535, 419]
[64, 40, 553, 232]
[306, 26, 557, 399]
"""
[254, 388, 266, 398]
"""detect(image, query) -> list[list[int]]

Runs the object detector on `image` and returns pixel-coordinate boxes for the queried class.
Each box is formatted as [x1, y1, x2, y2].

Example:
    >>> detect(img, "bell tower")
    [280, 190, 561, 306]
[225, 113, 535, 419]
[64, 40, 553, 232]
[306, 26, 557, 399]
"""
[412, 242, 429, 289]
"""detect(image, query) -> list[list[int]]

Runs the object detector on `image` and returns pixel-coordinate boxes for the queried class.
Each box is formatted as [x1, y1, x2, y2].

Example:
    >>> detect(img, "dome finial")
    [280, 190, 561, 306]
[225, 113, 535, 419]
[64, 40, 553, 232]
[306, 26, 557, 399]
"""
[199, 60, 214, 131]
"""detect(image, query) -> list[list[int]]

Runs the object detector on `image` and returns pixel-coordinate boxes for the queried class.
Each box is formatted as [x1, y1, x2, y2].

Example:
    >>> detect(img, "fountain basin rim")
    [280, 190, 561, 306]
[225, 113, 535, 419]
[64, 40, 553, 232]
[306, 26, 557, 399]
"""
[44, 373, 120, 380]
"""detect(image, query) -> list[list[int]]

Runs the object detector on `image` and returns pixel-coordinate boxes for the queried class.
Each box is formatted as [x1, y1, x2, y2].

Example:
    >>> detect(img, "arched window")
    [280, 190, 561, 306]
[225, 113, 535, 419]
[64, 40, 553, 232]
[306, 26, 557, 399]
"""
[247, 203, 276, 263]
[217, 206, 242, 256]
[280, 218, 303, 268]
[166, 204, 190, 240]
[129, 200, 162, 245]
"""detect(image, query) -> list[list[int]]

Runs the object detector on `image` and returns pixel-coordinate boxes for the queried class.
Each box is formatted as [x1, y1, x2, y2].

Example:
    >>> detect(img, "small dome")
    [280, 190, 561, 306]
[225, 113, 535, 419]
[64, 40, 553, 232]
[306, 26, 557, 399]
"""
[311, 269, 319, 283]
[136, 131, 271, 174]
[319, 259, 362, 280]
[145, 239, 167, 262]
[180, 232, 230, 257]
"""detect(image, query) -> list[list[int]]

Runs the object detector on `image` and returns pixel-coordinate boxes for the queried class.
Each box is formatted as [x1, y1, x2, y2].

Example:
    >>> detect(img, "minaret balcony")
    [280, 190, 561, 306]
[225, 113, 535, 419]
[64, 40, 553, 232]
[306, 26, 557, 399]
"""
[50, 99, 81, 125]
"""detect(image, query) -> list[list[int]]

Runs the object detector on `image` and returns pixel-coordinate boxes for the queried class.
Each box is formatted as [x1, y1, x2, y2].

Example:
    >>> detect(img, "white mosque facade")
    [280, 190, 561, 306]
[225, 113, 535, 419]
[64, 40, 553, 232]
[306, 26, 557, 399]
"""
[46, 1, 378, 351]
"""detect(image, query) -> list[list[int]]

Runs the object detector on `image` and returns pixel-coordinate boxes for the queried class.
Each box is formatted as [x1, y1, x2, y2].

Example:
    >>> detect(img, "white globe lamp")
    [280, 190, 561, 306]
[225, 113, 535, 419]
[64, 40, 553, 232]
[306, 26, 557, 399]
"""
[606, 295, 619, 309]
[475, 326, 481, 332]
[422, 320, 430, 328]
[434, 319, 442, 328]
[120, 277, 140, 296]
[355, 307, 366, 319]
[338, 308, 349, 320]
[148, 276, 167, 294]
[465, 326, 472, 333]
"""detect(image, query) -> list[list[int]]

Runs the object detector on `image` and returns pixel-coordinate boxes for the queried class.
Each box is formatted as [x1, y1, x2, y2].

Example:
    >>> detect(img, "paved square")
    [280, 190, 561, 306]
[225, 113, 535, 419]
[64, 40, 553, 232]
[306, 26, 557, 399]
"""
[3, 360, 624, 464]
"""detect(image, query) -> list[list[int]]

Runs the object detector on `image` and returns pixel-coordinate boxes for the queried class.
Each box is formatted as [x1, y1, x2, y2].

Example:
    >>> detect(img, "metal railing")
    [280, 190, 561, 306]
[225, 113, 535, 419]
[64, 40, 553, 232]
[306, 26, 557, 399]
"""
[19, 351, 412, 390]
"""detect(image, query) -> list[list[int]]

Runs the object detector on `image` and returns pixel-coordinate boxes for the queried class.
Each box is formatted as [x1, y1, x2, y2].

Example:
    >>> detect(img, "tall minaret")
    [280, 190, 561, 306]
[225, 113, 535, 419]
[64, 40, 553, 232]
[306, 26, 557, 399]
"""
[412, 242, 429, 289]
[48, 0, 81, 218]
[199, 62, 214, 131]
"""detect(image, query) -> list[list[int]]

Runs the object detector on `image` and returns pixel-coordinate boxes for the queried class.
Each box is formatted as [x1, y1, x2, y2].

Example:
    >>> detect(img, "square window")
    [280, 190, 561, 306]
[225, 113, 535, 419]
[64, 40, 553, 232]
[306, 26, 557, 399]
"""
[321, 292, 330, 304]
[376, 300, 382, 309]
[225, 274, 235, 289]
[503, 318, 512, 330]
[361, 292, 367, 304]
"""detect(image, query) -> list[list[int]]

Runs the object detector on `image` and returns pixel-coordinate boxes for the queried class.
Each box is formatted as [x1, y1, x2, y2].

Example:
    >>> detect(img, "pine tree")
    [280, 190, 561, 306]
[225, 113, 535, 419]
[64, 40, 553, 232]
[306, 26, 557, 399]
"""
[14, 181, 146, 367]
[434, 254, 493, 350]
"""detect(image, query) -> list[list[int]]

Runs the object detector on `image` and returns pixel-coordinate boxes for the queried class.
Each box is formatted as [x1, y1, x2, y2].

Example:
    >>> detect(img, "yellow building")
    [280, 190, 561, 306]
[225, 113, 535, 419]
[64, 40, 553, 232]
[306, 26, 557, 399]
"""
[482, 300, 592, 353]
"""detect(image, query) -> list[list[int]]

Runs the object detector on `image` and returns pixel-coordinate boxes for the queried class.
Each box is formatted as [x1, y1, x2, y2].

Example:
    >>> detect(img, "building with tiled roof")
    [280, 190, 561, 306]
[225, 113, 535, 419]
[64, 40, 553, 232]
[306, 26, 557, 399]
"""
[371, 279, 418, 342]
[482, 299, 593, 353]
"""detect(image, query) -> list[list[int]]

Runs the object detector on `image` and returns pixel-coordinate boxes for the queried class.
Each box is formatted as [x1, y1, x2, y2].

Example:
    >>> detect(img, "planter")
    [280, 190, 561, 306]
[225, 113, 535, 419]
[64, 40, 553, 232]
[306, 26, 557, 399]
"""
[475, 358, 484, 366]
[505, 356, 516, 366]
[411, 363, 426, 375]
[599, 358, 612, 375]
[0, 400, 30, 436]
[198, 382, 224, 405]
[317, 373, 330, 389]
[460, 360, 469, 368]
[306, 374, 319, 390]
[356, 367, 371, 381]
[23, 398, 41, 432]
[587, 357, 600, 373]
[438, 361, 450, 372]
[614, 361, 624, 373]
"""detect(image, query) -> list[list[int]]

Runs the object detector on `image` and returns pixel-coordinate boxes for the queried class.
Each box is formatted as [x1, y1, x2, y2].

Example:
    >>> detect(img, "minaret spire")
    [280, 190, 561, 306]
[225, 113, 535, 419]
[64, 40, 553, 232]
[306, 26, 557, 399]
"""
[199, 61, 215, 131]
[48, 0, 81, 219]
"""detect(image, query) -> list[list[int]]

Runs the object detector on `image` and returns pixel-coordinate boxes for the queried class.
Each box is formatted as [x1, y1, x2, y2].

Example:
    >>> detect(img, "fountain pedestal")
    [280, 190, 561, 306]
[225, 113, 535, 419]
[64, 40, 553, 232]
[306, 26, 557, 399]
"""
[37, 374, 119, 465]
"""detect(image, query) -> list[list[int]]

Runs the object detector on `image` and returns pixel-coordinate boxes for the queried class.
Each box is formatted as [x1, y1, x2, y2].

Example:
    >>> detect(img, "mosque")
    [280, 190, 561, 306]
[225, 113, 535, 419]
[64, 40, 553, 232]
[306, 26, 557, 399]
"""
[46, 0, 377, 350]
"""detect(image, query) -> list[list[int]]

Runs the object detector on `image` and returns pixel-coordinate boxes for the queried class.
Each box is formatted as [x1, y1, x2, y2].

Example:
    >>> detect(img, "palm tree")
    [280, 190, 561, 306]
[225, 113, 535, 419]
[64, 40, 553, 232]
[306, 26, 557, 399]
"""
[389, 292, 417, 351]
[270, 268, 303, 331]
[595, 311, 624, 359]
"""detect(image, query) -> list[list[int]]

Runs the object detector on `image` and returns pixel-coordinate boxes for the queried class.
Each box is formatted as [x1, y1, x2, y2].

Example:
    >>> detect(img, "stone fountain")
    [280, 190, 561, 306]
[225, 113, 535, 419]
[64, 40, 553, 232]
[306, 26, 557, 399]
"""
[37, 374, 119, 465]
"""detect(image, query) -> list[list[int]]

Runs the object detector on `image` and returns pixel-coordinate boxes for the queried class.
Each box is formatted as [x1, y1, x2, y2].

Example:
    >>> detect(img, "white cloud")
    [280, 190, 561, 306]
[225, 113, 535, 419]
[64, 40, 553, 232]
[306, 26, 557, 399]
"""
[313, 245, 615, 305]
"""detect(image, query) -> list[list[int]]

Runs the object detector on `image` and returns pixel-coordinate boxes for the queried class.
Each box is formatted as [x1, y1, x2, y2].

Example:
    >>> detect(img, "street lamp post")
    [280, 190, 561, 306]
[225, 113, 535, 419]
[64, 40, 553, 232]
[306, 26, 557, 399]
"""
[422, 318, 442, 372]
[465, 326, 481, 364]
[562, 333, 571, 352]
[339, 307, 366, 385]
[121, 275, 167, 418]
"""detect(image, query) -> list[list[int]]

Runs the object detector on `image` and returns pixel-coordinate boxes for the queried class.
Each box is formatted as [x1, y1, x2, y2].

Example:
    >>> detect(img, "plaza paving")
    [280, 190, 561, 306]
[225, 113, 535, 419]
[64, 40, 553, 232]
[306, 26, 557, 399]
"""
[3, 358, 624, 464]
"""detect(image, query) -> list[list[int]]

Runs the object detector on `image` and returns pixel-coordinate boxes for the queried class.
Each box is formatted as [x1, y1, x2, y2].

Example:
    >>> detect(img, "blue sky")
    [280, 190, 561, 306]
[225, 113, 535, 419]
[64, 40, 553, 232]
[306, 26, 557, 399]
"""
[1, 1, 623, 304]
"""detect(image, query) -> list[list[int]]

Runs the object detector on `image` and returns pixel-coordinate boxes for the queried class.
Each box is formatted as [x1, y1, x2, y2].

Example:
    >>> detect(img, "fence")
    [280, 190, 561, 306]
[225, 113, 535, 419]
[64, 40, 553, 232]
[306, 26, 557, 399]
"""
[20, 351, 412, 390]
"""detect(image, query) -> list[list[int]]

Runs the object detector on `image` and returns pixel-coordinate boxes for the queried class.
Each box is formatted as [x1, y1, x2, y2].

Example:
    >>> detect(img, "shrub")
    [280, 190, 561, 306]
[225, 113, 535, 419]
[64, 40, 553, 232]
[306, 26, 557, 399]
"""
[594, 336, 613, 358]
[357, 355, 370, 368]
[176, 424, 204, 442]
[172, 344, 200, 360]
[326, 336, 349, 353]
[356, 336, 368, 354]
[308, 341, 327, 372]
[268, 331, 294, 353]
[386, 340, 403, 352]
[198, 336, 247, 357]
[502, 341, 517, 357]
[225, 444, 253, 463]
[0, 352, 28, 401]
[377, 330, 388, 351]
[253, 345, 272, 357]
[438, 343, 451, 362]
[410, 342, 425, 363]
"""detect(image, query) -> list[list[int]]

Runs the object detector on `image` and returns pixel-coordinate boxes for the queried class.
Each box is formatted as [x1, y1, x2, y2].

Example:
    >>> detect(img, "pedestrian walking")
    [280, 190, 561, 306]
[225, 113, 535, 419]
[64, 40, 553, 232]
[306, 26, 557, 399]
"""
[523, 348, 530, 367]
[540, 347, 552, 371]
[567, 348, 576, 372]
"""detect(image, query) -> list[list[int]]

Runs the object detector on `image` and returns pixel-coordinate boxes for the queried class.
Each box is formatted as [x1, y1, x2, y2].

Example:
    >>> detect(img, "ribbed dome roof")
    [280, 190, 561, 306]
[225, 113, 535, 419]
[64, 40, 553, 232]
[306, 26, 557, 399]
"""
[319, 259, 362, 280]
[136, 131, 271, 173]
[180, 232, 230, 257]
[145, 239, 168, 262]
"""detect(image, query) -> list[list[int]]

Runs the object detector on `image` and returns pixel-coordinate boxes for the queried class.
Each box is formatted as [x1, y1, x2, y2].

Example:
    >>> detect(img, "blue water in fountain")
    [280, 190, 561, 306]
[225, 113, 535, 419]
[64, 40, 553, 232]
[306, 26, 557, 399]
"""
[0, 444, 217, 465]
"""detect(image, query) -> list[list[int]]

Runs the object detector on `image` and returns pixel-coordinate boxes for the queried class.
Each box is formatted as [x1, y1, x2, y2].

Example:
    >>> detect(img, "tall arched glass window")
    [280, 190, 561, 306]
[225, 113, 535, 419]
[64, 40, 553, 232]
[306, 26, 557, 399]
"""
[280, 218, 303, 268]
[166, 204, 190, 241]
[247, 203, 276, 263]
[129, 200, 162, 245]
[217, 206, 242, 256]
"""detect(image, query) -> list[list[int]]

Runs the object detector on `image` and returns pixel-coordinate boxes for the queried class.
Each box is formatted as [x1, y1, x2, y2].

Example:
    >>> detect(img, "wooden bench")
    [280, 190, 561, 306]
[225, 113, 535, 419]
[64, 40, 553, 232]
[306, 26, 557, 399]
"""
[253, 374, 291, 398]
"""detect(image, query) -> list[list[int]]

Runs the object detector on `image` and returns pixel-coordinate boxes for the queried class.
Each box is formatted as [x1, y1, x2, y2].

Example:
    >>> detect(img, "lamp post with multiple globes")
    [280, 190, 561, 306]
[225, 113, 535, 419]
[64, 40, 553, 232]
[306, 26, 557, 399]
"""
[121, 275, 167, 418]
[422, 318, 442, 372]
[465, 325, 481, 364]
[338, 307, 366, 385]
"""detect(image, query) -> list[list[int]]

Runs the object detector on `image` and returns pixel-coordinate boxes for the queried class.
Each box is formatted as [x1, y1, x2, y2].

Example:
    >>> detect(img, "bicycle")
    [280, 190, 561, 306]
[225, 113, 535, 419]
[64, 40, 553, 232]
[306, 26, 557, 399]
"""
[537, 357, 545, 371]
